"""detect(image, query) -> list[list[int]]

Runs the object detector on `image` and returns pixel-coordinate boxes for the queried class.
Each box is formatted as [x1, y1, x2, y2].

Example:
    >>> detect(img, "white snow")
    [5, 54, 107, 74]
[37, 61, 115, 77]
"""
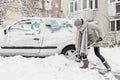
[0, 47, 120, 80]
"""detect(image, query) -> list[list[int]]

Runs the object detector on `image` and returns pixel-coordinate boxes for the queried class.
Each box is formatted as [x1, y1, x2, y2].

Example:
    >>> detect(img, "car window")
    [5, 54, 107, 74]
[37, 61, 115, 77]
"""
[45, 19, 73, 33]
[8, 19, 42, 33]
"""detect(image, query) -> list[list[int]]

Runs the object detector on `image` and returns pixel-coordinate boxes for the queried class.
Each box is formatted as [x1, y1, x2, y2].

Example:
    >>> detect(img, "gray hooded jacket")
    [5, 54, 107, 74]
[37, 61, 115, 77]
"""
[76, 22, 102, 55]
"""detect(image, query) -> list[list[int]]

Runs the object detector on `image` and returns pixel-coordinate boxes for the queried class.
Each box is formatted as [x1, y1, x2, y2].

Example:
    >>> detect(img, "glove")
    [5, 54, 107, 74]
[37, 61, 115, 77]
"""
[96, 37, 103, 42]
[75, 50, 80, 53]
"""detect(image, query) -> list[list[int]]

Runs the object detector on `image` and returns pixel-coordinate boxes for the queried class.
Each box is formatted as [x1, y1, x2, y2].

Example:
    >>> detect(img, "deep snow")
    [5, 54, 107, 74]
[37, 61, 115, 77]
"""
[0, 47, 120, 80]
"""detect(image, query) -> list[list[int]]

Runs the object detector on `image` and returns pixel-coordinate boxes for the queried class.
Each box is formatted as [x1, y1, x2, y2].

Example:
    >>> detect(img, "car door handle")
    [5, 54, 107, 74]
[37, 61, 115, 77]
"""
[33, 38, 39, 40]
[25, 33, 35, 35]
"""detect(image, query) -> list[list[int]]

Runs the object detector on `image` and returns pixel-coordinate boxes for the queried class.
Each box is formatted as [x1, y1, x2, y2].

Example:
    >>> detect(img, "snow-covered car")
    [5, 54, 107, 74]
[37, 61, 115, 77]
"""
[0, 17, 76, 58]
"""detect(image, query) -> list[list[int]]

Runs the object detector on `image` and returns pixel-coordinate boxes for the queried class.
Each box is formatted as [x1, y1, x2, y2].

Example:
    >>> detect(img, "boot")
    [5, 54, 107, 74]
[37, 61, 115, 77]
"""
[80, 58, 89, 69]
[103, 61, 111, 71]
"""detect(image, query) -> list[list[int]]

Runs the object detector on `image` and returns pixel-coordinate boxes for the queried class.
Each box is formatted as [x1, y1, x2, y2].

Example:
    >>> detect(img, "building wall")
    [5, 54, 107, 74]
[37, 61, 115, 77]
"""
[61, 0, 71, 18]
[108, 0, 120, 44]
[66, 0, 109, 34]
[51, 0, 61, 17]
[93, 0, 109, 35]
[64, 0, 117, 46]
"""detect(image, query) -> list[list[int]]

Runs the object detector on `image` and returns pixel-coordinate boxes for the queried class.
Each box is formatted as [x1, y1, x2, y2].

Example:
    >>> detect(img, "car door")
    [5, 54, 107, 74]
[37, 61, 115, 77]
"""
[1, 19, 43, 56]
[40, 19, 73, 56]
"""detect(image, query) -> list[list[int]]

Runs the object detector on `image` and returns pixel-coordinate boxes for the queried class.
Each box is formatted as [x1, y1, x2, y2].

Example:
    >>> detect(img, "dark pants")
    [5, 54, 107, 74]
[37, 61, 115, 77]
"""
[93, 47, 105, 62]
[82, 47, 105, 62]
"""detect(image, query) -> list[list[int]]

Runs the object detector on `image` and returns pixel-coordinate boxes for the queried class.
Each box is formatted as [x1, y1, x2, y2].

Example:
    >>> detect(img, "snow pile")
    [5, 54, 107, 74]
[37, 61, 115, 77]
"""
[0, 54, 105, 80]
[0, 47, 120, 80]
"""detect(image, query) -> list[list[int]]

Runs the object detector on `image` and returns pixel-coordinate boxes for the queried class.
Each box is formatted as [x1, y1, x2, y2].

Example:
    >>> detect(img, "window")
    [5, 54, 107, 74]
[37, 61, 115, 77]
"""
[78, 0, 81, 10]
[75, 1, 78, 11]
[116, 3, 120, 13]
[83, 0, 87, 9]
[9, 19, 41, 32]
[117, 20, 120, 31]
[70, 1, 79, 12]
[110, 19, 120, 32]
[46, 20, 61, 33]
[70, 2, 74, 12]
[70, 0, 98, 11]
[89, 0, 98, 9]
[110, 0, 115, 3]
[82, 0, 98, 9]
[45, 19, 72, 33]
[110, 0, 120, 3]
[89, 0, 93, 9]
[110, 21, 115, 31]
[95, 0, 98, 8]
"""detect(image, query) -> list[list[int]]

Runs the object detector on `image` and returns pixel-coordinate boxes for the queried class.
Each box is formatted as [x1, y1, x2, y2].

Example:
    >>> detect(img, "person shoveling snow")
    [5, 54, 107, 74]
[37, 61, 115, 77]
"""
[73, 18, 111, 72]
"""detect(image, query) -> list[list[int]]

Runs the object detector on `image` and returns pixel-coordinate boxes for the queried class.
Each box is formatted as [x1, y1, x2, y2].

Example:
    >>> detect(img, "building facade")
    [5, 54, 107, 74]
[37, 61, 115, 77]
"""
[61, 0, 71, 18]
[61, 0, 120, 45]
[108, 0, 120, 44]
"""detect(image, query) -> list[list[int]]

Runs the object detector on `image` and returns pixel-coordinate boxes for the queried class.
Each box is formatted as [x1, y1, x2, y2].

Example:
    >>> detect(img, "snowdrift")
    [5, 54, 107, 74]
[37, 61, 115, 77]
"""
[0, 47, 120, 80]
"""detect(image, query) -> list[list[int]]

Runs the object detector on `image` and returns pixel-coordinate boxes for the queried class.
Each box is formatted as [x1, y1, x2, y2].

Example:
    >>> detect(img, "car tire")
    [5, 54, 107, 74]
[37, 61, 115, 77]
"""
[62, 46, 75, 59]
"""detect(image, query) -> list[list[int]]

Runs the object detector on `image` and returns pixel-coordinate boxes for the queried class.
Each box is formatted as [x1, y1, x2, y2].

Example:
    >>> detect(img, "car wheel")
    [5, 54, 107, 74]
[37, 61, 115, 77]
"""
[62, 46, 75, 59]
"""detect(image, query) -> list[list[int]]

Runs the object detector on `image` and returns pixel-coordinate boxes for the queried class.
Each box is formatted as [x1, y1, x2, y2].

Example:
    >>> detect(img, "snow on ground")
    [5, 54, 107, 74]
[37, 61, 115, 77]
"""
[0, 47, 120, 80]
[88, 47, 120, 73]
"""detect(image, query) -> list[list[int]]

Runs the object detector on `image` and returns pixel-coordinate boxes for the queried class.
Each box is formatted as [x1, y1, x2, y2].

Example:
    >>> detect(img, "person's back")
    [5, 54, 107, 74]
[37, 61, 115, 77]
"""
[86, 22, 102, 45]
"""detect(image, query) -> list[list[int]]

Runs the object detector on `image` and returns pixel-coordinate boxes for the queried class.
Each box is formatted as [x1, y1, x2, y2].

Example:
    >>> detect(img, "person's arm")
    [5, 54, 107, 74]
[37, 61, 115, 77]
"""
[89, 23, 103, 42]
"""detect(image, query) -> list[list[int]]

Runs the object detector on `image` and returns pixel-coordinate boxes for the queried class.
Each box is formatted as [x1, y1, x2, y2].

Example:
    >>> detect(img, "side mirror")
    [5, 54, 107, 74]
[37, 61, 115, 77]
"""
[4, 29, 7, 35]
[46, 24, 51, 27]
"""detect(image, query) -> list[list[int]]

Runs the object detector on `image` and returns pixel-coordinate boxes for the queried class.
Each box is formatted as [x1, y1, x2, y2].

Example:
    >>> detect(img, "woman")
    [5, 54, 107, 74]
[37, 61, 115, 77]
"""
[74, 19, 111, 71]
